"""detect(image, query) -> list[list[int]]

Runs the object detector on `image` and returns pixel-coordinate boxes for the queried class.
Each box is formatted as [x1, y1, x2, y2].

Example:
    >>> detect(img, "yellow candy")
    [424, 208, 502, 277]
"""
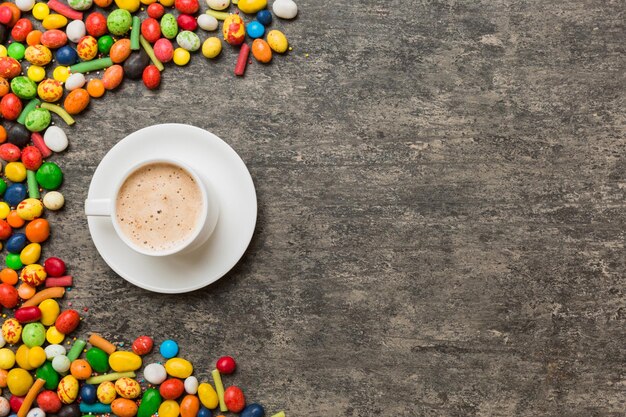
[115, 377, 141, 399]
[109, 351, 142, 372]
[97, 381, 117, 404]
[39, 299, 60, 326]
[140, 0, 157, 4]
[266, 30, 288, 53]
[53, 66, 70, 82]
[0, 348, 15, 370]
[25, 45, 52, 66]
[5, 162, 26, 182]
[115, 0, 141, 12]
[158, 400, 180, 417]
[27, 65, 46, 82]
[0, 45, 7, 57]
[197, 383, 218, 409]
[202, 37, 222, 59]
[38, 78, 64, 102]
[46, 326, 65, 344]
[0, 202, 9, 219]
[164, 358, 193, 379]
[42, 14, 68, 30]
[7, 368, 33, 396]
[159, 0, 174, 6]
[57, 375, 79, 404]
[16, 344, 35, 370]
[32, 3, 50, 20]
[173, 48, 190, 66]
[2, 318, 22, 344]
[20, 243, 42, 265]
[222, 14, 245, 45]
[17, 198, 43, 220]
[28, 346, 46, 368]
[237, 0, 266, 14]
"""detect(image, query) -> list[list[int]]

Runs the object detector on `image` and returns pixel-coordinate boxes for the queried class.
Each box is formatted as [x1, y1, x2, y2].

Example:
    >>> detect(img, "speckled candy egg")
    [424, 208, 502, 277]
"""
[0, 57, 22, 79]
[206, 0, 229, 9]
[153, 38, 174, 62]
[2, 318, 22, 344]
[65, 20, 86, 43]
[115, 377, 141, 399]
[77, 36, 97, 61]
[25, 108, 51, 132]
[22, 322, 45, 347]
[20, 263, 47, 286]
[40, 30, 68, 49]
[160, 14, 178, 39]
[223, 14, 245, 46]
[176, 31, 200, 51]
[25, 45, 52, 66]
[0, 397, 10, 416]
[107, 9, 132, 36]
[57, 375, 79, 404]
[64, 88, 90, 115]
[111, 399, 137, 417]
[37, 79, 63, 102]
[11, 76, 37, 99]
[67, 0, 93, 11]
[267, 29, 288, 53]
[97, 381, 117, 404]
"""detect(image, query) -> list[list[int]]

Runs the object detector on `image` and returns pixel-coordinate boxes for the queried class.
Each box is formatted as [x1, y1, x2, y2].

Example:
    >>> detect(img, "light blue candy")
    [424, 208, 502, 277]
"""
[159, 339, 179, 358]
[246, 21, 265, 39]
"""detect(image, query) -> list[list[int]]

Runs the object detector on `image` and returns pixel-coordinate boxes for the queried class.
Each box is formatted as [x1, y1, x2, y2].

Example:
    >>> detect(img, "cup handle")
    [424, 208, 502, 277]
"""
[85, 199, 112, 216]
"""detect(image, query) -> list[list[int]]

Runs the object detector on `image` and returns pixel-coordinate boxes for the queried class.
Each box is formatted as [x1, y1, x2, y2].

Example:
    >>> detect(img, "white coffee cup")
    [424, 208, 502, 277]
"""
[84, 158, 219, 256]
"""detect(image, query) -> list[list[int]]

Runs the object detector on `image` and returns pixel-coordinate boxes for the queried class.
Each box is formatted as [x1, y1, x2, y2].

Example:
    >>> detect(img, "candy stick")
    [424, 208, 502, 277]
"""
[27, 170, 39, 199]
[31, 133, 52, 157]
[86, 372, 136, 385]
[139, 36, 164, 71]
[270, 413, 285, 417]
[70, 57, 113, 74]
[88, 333, 117, 354]
[234, 43, 250, 76]
[45, 275, 73, 287]
[130, 16, 140, 50]
[79, 403, 112, 414]
[17, 378, 45, 417]
[17, 99, 41, 125]
[211, 369, 227, 412]
[67, 338, 87, 361]
[22, 287, 65, 307]
[206, 10, 230, 20]
[47, 0, 83, 21]
[39, 103, 75, 126]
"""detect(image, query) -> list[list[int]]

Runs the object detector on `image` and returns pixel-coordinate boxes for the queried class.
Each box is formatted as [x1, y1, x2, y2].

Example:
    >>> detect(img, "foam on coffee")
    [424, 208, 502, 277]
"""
[115, 162, 203, 252]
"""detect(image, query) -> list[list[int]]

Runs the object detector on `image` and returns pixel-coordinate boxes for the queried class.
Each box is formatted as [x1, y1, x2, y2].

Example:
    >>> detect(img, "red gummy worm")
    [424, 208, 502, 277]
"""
[234, 43, 250, 76]
[31, 132, 52, 158]
[45, 276, 73, 287]
[47, 0, 84, 21]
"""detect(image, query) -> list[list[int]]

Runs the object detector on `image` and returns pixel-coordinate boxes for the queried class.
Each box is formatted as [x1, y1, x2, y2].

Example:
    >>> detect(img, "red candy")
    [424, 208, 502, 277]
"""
[147, 3, 165, 19]
[85, 12, 107, 37]
[31, 132, 52, 158]
[142, 65, 160, 90]
[11, 18, 32, 42]
[0, 219, 11, 239]
[0, 7, 12, 25]
[153, 38, 173, 63]
[216, 356, 236, 374]
[44, 257, 66, 277]
[0, 57, 22, 79]
[234, 43, 250, 76]
[55, 309, 80, 334]
[0, 143, 21, 161]
[131, 335, 154, 355]
[10, 395, 24, 413]
[159, 379, 185, 400]
[36, 390, 62, 413]
[14, 306, 42, 323]
[223, 386, 245, 413]
[40, 30, 68, 49]
[0, 283, 18, 308]
[177, 14, 197, 31]
[141, 18, 161, 43]
[174, 0, 199, 14]
[0, 93, 22, 119]
[45, 276, 72, 287]
[21, 146, 43, 170]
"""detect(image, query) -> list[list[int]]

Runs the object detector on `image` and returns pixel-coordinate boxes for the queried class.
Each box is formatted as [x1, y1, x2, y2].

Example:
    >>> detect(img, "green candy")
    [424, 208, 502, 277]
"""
[7, 42, 25, 60]
[22, 323, 46, 347]
[36, 361, 60, 390]
[107, 9, 132, 36]
[6, 253, 22, 270]
[0, 179, 7, 196]
[176, 31, 200, 52]
[85, 347, 110, 373]
[67, 0, 92, 10]
[98, 35, 115, 54]
[11, 76, 37, 99]
[36, 162, 63, 190]
[137, 388, 162, 417]
[25, 108, 51, 132]
[160, 14, 178, 39]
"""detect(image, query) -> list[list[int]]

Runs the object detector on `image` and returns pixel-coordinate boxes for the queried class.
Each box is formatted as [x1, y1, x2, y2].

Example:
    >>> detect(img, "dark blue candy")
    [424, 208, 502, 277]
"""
[6, 233, 26, 254]
[56, 46, 78, 66]
[4, 183, 27, 207]
[196, 406, 211, 417]
[256, 10, 272, 26]
[240, 403, 265, 417]
[80, 384, 97, 404]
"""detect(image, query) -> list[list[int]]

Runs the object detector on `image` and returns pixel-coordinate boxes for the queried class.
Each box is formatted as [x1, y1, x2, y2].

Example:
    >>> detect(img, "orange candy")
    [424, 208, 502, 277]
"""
[94, 0, 113, 7]
[25, 218, 50, 243]
[17, 282, 36, 300]
[251, 39, 272, 64]
[0, 77, 9, 97]
[70, 359, 92, 380]
[0, 369, 7, 388]
[7, 210, 25, 228]
[26, 30, 42, 46]
[0, 125, 6, 143]
[63, 88, 90, 115]
[0, 269, 18, 285]
[86, 79, 105, 98]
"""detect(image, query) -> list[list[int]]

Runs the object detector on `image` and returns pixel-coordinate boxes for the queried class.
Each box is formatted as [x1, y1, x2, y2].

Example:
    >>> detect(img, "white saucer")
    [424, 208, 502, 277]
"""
[86, 124, 257, 293]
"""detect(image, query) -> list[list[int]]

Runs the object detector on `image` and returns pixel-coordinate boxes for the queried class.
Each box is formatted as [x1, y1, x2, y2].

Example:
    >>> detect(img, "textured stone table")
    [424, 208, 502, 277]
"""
[42, 0, 625, 416]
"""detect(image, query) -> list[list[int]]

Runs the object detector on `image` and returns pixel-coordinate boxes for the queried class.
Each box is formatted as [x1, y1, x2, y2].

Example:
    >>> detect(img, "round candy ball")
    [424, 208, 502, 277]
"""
[65, 20, 86, 43]
[4, 184, 27, 207]
[98, 35, 114, 54]
[43, 191, 64, 211]
[153, 39, 174, 63]
[107, 9, 132, 36]
[55, 46, 78, 66]
[80, 384, 97, 405]
[216, 356, 236, 374]
[0, 397, 11, 417]
[245, 21, 265, 39]
[24, 108, 51, 133]
[16, 0, 35, 12]
[22, 322, 46, 347]
[240, 403, 265, 417]
[176, 31, 200, 52]
[7, 43, 25, 60]
[36, 162, 63, 190]
[159, 340, 179, 358]
[256, 10, 272, 26]
[143, 363, 167, 385]
[52, 355, 71, 373]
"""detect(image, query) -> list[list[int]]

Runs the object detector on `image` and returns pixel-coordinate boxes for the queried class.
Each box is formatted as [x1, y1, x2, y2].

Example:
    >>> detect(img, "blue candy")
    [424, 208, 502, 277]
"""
[4, 183, 26, 207]
[256, 10, 272, 26]
[80, 384, 97, 404]
[159, 339, 179, 358]
[197, 406, 211, 417]
[246, 21, 265, 39]
[56, 46, 78, 66]
[241, 404, 265, 417]
[6, 233, 27, 254]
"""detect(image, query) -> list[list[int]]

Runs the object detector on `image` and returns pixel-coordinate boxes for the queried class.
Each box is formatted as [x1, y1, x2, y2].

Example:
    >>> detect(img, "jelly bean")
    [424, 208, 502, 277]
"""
[223, 14, 245, 46]
[114, 377, 141, 399]
[10, 396, 26, 414]
[0, 202, 10, 220]
[24, 45, 52, 66]
[143, 363, 167, 385]
[223, 386, 245, 413]
[6, 233, 27, 254]
[76, 36, 97, 61]
[36, 162, 63, 190]
[177, 14, 197, 31]
[157, 400, 179, 417]
[239, 0, 267, 13]
[14, 306, 42, 324]
[21, 146, 43, 170]
[5, 253, 23, 270]
[44, 344, 64, 359]
[197, 406, 211, 417]
[256, 10, 271, 26]
[69, 359, 91, 380]
[65, 20, 85, 43]
[86, 79, 105, 98]
[176, 31, 200, 51]
[54, 309, 79, 334]
[114, 0, 140, 12]
[17, 198, 43, 220]
[64, 73, 85, 91]
[197, 15, 218, 31]
[0, 78, 8, 97]
[111, 399, 137, 417]
[32, 3, 49, 20]
[0, 348, 15, 369]
[15, 345, 36, 370]
[40, 30, 67, 49]
[215, 356, 236, 374]
[24, 108, 50, 132]
[96, 381, 116, 404]
[7, 368, 33, 396]
[124, 50, 150, 79]
[26, 30, 42, 47]
[180, 395, 199, 417]
[98, 35, 114, 54]
[273, 0, 297, 19]
[42, 191, 64, 210]
[241, 404, 265, 417]
[5, 162, 26, 182]
[56, 404, 79, 417]
[0, 221, 9, 241]
[184, 376, 198, 394]
[22, 322, 45, 347]
[57, 375, 78, 404]
[102, 65, 124, 90]
[16, 0, 35, 12]
[137, 388, 161, 417]
[37, 79, 63, 103]
[109, 351, 141, 372]
[21, 264, 47, 286]
[246, 21, 264, 39]
[147, 3, 164, 19]
[160, 14, 178, 39]
[36, 361, 60, 390]
[51, 355, 70, 373]
[174, 0, 198, 14]
[42, 14, 68, 30]
[251, 38, 271, 63]
[141, 18, 161, 43]
[197, 383, 218, 409]
[11, 19, 32, 42]
[95, 0, 113, 6]
[85, 347, 109, 373]
[41, 127, 67, 153]
[201, 37, 221, 59]
[165, 358, 193, 379]
[55, 46, 77, 66]
[159, 379, 184, 400]
[36, 391, 61, 414]
[131, 336, 153, 355]
[173, 48, 190, 66]
[38, 301, 59, 328]
[28, 346, 46, 368]
[17, 282, 35, 300]
[107, 9, 132, 36]
[45, 326, 64, 344]
[25, 219, 49, 243]
[207, 0, 229, 10]
[67, 0, 92, 11]
[0, 58, 21, 80]
[8, 124, 30, 147]
[1, 93, 23, 119]
[19, 242, 41, 265]
[267, 30, 288, 53]
[153, 38, 173, 62]
[110, 39, 132, 63]
[79, 384, 97, 405]
[160, 340, 179, 358]
[42, 258, 65, 277]
[85, 12, 107, 37]
[63, 88, 90, 115]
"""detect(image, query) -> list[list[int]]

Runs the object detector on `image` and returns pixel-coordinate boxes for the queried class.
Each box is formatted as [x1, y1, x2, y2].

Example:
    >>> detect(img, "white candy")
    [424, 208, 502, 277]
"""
[65, 73, 86, 91]
[52, 355, 71, 373]
[272, 0, 298, 19]
[45, 343, 66, 359]
[43, 191, 65, 211]
[0, 332, 5, 349]
[66, 20, 86, 43]
[197, 14, 218, 31]
[0, 397, 10, 417]
[206, 0, 230, 10]
[15, 0, 35, 12]
[27, 408, 45, 417]
[184, 376, 198, 394]
[44, 126, 69, 152]
[143, 363, 167, 385]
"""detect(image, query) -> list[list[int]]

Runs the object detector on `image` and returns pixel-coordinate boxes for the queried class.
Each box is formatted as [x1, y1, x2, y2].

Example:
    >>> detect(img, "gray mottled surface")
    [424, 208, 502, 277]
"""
[33, 0, 626, 416]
